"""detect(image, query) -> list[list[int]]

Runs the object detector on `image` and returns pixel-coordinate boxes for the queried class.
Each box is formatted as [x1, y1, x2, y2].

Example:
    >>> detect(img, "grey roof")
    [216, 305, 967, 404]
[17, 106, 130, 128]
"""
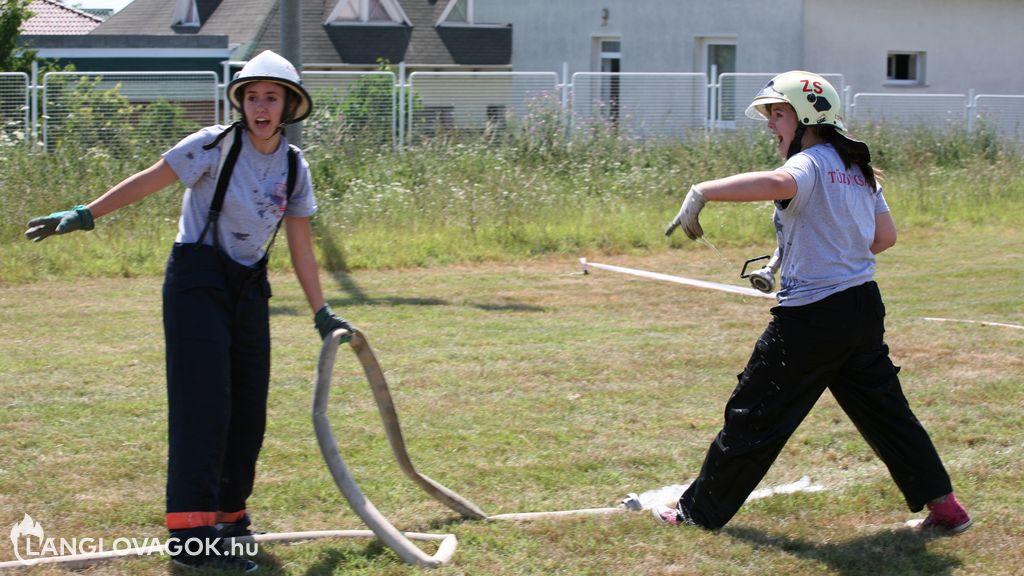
[254, 0, 510, 67]
[90, 0, 510, 67]
[92, 0, 277, 53]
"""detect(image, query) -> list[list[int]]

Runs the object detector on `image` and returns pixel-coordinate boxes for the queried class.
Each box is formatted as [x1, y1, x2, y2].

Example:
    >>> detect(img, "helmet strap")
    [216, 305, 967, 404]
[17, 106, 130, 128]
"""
[787, 124, 807, 159]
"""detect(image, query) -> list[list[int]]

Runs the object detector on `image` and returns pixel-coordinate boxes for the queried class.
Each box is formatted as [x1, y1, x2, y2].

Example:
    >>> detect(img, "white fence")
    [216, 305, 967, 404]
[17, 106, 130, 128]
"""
[0, 72, 29, 146]
[407, 71, 559, 142]
[41, 71, 219, 152]
[571, 72, 707, 140]
[4, 68, 1024, 152]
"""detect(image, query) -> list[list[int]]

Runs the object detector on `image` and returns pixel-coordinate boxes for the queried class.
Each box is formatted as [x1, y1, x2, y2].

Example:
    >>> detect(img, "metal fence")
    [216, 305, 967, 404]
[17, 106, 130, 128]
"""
[41, 71, 218, 152]
[300, 70, 397, 147]
[571, 72, 707, 139]
[5, 67, 1024, 153]
[848, 92, 969, 132]
[973, 95, 1024, 142]
[0, 72, 29, 147]
[407, 71, 559, 142]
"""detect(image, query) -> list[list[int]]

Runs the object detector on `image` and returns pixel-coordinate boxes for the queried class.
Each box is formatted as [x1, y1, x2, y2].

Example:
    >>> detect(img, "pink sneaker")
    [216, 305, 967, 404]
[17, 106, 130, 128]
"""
[651, 505, 683, 526]
[912, 493, 972, 534]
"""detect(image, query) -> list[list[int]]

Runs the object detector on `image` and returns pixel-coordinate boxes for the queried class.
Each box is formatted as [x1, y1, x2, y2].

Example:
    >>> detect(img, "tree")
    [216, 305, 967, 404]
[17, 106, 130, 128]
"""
[1, 0, 64, 74]
[1, 0, 36, 73]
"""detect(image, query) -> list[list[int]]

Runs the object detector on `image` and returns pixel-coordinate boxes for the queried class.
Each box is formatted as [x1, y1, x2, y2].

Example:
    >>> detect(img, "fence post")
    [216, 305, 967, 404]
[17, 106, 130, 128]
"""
[709, 64, 717, 134]
[967, 88, 975, 132]
[398, 61, 406, 148]
[561, 61, 570, 142]
[30, 61, 38, 149]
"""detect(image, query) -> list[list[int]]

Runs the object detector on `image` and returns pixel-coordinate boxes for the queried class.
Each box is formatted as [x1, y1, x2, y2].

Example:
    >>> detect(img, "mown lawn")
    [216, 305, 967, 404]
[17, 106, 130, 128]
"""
[1, 223, 1020, 575]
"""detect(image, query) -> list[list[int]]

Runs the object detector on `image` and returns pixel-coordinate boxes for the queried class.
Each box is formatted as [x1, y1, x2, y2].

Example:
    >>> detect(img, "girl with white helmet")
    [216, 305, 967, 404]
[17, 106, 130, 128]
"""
[658, 71, 971, 533]
[25, 50, 352, 571]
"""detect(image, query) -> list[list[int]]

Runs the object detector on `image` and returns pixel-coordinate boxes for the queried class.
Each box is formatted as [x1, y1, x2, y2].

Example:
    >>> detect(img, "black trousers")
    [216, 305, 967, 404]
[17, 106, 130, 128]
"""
[162, 243, 271, 528]
[678, 281, 953, 529]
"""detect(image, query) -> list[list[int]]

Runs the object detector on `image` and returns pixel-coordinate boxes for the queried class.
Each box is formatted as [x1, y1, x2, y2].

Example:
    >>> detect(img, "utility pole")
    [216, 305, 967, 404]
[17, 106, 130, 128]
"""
[281, 0, 303, 146]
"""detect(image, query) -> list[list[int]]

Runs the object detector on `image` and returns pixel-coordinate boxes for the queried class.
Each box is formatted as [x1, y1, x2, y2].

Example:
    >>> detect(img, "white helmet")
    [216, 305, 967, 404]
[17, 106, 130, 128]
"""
[228, 50, 312, 123]
[745, 71, 845, 131]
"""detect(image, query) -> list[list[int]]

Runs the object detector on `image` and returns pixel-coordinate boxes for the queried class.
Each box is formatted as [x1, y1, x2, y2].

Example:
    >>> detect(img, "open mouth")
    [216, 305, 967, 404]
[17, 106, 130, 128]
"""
[255, 118, 271, 129]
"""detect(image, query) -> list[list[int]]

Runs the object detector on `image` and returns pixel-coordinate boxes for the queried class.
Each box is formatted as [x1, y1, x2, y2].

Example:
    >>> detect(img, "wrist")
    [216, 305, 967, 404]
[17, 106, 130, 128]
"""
[73, 205, 96, 230]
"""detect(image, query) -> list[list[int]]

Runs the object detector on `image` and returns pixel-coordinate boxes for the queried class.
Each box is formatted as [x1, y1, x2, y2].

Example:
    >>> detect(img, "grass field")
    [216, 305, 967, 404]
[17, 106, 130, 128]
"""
[1, 222, 1021, 575]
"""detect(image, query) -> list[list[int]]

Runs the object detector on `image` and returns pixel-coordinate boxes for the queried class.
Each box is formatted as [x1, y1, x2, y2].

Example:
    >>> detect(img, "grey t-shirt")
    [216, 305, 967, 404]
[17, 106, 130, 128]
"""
[163, 125, 316, 266]
[774, 143, 889, 307]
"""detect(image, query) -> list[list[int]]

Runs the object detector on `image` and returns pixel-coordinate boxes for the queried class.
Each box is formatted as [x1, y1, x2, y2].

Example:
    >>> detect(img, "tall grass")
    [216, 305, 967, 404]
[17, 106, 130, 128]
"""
[2, 123, 1022, 283]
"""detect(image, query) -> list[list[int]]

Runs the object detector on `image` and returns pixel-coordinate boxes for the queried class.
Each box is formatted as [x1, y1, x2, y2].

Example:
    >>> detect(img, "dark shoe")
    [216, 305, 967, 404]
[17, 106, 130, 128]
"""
[911, 492, 972, 534]
[217, 513, 261, 539]
[168, 526, 258, 572]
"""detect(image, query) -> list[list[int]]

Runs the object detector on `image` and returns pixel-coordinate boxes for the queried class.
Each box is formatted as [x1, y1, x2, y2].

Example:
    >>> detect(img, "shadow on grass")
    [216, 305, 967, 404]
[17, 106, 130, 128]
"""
[299, 539, 394, 575]
[725, 526, 962, 576]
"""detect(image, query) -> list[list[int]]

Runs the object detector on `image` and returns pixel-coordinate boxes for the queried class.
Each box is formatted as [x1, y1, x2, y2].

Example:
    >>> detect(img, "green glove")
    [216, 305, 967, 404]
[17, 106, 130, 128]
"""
[314, 304, 354, 342]
[25, 205, 95, 242]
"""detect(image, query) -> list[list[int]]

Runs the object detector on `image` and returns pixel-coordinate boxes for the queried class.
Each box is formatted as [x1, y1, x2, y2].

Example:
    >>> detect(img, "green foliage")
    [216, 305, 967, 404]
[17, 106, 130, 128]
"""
[134, 98, 201, 149]
[0, 0, 33, 73]
[1, 0, 70, 74]
[304, 58, 422, 149]
[43, 75, 139, 153]
[2, 122, 1023, 282]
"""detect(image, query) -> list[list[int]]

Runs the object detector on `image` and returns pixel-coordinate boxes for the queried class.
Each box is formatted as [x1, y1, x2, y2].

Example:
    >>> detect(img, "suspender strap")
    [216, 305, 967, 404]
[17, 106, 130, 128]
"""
[196, 125, 244, 247]
[261, 145, 299, 258]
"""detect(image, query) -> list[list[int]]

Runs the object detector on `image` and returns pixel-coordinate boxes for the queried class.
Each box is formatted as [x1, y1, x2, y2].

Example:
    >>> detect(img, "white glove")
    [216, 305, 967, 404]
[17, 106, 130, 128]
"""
[664, 186, 707, 240]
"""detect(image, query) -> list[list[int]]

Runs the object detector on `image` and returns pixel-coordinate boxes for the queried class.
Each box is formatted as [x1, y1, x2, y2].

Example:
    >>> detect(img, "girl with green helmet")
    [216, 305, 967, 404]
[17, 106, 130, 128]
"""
[658, 71, 971, 534]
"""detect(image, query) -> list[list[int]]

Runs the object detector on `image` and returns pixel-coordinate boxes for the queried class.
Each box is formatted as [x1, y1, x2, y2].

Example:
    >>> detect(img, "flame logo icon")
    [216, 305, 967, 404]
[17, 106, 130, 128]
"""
[10, 514, 44, 563]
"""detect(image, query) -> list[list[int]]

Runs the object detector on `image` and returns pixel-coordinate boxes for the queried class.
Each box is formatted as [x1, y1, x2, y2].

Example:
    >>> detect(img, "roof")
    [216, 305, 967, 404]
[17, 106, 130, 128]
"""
[89, 0, 510, 68]
[22, 0, 104, 35]
[254, 0, 511, 68]
[92, 0, 277, 55]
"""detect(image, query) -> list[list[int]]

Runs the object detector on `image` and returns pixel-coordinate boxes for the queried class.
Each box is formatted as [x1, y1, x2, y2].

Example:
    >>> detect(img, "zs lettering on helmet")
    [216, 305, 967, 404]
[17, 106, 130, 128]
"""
[800, 79, 824, 94]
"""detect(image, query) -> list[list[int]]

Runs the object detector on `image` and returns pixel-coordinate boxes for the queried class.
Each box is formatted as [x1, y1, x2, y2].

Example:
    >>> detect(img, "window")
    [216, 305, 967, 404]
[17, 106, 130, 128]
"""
[595, 38, 621, 122]
[887, 52, 925, 85]
[438, 0, 473, 25]
[171, 0, 199, 26]
[326, 0, 410, 25]
[698, 37, 736, 121]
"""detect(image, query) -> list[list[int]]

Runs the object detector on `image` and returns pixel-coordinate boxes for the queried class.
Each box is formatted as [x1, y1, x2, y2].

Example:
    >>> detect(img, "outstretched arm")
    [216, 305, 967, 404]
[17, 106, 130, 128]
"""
[26, 158, 179, 241]
[698, 170, 797, 202]
[87, 158, 180, 219]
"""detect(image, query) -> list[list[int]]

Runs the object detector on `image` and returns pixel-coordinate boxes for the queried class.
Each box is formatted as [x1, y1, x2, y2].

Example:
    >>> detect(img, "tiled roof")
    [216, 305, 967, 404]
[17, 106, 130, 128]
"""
[88, 0, 510, 67]
[92, 0, 277, 52]
[22, 0, 103, 35]
[254, 0, 510, 68]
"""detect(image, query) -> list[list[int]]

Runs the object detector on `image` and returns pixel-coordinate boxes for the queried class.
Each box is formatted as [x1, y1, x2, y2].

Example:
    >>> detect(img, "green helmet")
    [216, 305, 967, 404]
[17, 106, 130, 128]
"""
[745, 71, 845, 131]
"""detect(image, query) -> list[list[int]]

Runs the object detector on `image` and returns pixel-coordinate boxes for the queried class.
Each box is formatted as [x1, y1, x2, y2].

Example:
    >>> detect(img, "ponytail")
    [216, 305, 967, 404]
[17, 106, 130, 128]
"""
[816, 126, 883, 190]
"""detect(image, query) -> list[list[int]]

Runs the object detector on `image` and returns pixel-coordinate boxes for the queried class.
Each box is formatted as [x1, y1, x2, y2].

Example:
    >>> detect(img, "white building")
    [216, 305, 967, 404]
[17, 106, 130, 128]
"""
[476, 0, 1024, 95]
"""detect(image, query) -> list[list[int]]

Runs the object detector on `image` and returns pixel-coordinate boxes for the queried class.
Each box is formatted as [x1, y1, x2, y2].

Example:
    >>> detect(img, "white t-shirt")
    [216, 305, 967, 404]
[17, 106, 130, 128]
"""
[163, 125, 316, 266]
[774, 143, 890, 307]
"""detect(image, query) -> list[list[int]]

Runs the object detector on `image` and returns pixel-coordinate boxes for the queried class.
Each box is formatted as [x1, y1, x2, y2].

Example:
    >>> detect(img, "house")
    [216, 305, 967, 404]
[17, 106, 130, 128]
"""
[20, 0, 103, 35]
[19, 0, 511, 76]
[476, 0, 1024, 95]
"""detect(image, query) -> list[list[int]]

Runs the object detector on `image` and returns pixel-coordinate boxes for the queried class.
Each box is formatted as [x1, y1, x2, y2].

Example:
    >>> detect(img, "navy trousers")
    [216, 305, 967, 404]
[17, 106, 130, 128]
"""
[678, 281, 953, 529]
[162, 243, 271, 528]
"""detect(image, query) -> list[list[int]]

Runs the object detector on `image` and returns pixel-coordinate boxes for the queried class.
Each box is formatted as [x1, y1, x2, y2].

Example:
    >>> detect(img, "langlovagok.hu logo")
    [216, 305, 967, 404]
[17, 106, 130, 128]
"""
[8, 513, 257, 565]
